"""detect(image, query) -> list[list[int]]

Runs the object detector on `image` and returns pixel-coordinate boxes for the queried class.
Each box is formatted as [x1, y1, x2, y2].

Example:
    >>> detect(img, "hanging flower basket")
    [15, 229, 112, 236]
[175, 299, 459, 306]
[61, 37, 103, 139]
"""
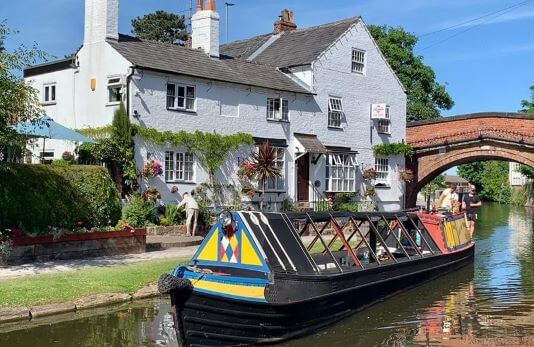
[364, 186, 377, 197]
[399, 168, 414, 183]
[141, 160, 163, 178]
[238, 160, 255, 179]
[363, 167, 378, 180]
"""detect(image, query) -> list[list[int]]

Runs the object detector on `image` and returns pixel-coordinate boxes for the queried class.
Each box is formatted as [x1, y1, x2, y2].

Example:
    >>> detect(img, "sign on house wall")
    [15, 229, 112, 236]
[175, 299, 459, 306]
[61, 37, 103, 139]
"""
[371, 103, 388, 119]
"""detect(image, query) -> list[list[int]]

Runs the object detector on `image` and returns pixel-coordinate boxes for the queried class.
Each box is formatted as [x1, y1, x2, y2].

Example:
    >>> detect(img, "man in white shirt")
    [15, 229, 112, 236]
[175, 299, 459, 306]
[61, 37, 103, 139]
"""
[177, 192, 199, 236]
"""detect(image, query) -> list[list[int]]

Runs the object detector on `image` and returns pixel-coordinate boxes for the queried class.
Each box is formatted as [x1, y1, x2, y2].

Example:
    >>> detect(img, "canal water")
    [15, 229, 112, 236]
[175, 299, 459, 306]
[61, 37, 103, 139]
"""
[0, 204, 532, 346]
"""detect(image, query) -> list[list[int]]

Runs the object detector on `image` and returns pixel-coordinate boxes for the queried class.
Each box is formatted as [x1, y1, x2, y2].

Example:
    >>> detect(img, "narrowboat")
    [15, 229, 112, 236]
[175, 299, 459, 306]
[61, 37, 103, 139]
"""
[158, 210, 474, 346]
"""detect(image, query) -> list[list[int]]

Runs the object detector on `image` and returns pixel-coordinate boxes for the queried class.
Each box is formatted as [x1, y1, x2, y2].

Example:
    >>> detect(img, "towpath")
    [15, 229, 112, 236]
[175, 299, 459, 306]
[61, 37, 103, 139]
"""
[0, 246, 198, 280]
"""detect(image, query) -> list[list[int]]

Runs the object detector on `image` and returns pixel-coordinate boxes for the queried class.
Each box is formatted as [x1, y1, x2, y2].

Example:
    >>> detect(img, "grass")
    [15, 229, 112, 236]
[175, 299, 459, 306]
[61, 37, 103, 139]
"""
[0, 257, 187, 308]
[306, 239, 361, 254]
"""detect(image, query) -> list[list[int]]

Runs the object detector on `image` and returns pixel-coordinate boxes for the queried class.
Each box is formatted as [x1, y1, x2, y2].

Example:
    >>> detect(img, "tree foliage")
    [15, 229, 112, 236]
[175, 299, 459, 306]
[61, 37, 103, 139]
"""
[458, 161, 511, 203]
[519, 85, 534, 113]
[131, 11, 188, 45]
[0, 24, 46, 148]
[78, 103, 136, 196]
[368, 25, 454, 121]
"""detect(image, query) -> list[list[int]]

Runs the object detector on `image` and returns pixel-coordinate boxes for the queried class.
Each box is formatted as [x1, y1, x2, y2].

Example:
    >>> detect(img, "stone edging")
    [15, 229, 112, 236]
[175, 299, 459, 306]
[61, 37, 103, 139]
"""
[0, 284, 162, 324]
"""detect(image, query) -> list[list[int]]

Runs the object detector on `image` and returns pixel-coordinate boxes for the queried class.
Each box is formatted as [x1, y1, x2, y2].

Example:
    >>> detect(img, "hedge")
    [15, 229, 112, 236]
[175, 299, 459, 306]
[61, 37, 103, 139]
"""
[0, 163, 121, 234]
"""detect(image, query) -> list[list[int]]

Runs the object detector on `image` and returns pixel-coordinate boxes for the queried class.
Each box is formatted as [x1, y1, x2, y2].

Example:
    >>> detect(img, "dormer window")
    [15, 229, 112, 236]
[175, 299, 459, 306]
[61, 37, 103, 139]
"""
[351, 49, 366, 74]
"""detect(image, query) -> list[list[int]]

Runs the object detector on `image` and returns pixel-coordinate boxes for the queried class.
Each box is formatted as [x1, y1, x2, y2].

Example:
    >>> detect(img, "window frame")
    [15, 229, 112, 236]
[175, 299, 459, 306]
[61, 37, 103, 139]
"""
[377, 105, 391, 134]
[167, 83, 196, 112]
[325, 153, 357, 193]
[328, 97, 344, 129]
[165, 151, 195, 183]
[43, 83, 56, 104]
[351, 48, 366, 74]
[266, 97, 289, 122]
[374, 157, 390, 185]
[107, 77, 122, 105]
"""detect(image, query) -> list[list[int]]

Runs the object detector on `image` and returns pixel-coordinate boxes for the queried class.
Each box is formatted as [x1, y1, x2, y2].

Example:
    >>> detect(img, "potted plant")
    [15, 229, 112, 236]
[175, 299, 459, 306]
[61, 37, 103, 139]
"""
[141, 160, 163, 178]
[363, 167, 378, 180]
[399, 168, 414, 183]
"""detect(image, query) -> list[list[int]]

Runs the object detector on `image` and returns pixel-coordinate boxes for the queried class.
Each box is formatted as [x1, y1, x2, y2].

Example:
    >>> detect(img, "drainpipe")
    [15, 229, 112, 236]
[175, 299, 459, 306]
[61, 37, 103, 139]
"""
[125, 66, 136, 117]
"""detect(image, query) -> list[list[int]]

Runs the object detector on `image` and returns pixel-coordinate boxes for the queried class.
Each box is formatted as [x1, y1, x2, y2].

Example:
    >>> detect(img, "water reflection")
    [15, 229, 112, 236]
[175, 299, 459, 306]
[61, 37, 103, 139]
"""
[0, 301, 178, 347]
[0, 204, 532, 346]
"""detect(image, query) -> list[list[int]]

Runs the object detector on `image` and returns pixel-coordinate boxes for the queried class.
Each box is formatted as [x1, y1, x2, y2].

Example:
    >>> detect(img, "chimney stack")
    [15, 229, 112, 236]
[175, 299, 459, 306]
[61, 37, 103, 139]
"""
[274, 9, 297, 34]
[191, 0, 220, 57]
[84, 0, 119, 45]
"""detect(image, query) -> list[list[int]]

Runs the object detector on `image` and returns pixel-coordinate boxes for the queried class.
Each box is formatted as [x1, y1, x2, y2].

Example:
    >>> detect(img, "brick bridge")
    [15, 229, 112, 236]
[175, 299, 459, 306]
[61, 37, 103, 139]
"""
[405, 112, 534, 207]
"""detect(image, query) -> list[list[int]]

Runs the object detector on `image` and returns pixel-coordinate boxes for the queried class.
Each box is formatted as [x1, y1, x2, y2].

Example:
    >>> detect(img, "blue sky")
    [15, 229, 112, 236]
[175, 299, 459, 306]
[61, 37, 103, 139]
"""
[2, 0, 533, 115]
[1, 0, 533, 175]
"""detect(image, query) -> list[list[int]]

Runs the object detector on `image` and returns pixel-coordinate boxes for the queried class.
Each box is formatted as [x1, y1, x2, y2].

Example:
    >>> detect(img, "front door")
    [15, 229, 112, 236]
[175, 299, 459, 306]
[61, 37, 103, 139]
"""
[297, 154, 310, 201]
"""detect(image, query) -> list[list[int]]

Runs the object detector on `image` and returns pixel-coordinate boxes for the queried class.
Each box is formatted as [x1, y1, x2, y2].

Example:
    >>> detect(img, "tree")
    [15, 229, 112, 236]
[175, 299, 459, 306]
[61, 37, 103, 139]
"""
[519, 85, 534, 113]
[368, 25, 454, 121]
[0, 24, 46, 151]
[458, 161, 511, 203]
[94, 103, 136, 196]
[131, 11, 188, 45]
[250, 142, 281, 211]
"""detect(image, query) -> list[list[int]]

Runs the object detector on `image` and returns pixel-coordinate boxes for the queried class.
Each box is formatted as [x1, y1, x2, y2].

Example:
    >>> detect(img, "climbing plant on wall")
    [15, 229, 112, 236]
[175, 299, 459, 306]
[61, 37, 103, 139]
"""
[133, 125, 253, 204]
[372, 142, 414, 157]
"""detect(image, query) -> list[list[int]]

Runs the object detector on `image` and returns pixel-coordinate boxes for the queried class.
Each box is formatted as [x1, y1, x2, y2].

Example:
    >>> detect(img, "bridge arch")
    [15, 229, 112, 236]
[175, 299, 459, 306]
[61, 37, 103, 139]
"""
[406, 112, 534, 207]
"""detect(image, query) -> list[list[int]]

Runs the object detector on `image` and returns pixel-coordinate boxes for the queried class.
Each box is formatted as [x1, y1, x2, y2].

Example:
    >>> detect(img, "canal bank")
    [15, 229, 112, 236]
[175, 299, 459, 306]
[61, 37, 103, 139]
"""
[0, 248, 196, 323]
[0, 203, 531, 346]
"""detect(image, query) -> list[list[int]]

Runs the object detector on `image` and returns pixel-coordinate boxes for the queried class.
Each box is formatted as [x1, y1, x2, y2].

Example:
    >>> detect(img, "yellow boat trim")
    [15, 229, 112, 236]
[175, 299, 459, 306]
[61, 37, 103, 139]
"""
[193, 279, 266, 300]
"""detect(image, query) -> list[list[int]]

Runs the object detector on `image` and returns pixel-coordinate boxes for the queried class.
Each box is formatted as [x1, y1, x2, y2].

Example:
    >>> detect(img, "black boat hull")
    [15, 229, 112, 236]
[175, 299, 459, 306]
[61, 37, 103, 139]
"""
[170, 244, 475, 346]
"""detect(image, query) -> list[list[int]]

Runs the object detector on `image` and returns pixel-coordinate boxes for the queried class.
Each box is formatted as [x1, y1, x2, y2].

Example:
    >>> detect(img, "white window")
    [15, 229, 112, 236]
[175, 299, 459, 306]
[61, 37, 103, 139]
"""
[375, 157, 390, 184]
[352, 49, 366, 73]
[167, 83, 196, 111]
[43, 84, 56, 104]
[265, 147, 285, 191]
[267, 98, 289, 121]
[377, 105, 391, 134]
[328, 97, 343, 128]
[107, 77, 122, 104]
[165, 151, 194, 182]
[326, 153, 357, 192]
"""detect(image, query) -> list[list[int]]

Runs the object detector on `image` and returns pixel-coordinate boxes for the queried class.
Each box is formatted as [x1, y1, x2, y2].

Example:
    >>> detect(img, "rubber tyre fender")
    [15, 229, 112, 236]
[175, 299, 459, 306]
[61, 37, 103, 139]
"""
[158, 273, 193, 294]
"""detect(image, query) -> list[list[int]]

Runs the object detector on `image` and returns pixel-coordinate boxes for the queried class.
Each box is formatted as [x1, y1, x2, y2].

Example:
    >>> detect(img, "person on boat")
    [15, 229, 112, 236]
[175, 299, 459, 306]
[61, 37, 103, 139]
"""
[177, 192, 199, 236]
[462, 185, 482, 238]
[435, 184, 457, 212]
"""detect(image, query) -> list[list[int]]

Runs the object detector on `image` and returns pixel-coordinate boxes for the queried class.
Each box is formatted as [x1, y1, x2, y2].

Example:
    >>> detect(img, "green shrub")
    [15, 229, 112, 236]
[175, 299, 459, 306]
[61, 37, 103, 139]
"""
[334, 202, 358, 213]
[0, 163, 121, 234]
[165, 203, 185, 225]
[121, 194, 155, 228]
[195, 196, 212, 228]
[52, 159, 71, 166]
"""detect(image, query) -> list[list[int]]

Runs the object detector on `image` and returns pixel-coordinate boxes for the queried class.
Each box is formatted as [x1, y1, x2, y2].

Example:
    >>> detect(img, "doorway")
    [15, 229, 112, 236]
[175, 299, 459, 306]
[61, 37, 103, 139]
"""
[296, 153, 310, 201]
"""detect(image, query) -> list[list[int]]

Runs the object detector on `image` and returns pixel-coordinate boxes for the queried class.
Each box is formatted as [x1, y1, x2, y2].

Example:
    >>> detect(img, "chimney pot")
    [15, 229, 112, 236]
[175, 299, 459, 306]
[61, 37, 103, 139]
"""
[274, 9, 297, 34]
[205, 0, 216, 11]
[196, 0, 203, 12]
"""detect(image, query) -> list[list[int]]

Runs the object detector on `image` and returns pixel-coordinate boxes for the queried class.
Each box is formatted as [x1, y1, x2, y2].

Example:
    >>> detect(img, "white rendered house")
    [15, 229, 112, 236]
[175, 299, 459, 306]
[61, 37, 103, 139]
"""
[24, 0, 408, 211]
